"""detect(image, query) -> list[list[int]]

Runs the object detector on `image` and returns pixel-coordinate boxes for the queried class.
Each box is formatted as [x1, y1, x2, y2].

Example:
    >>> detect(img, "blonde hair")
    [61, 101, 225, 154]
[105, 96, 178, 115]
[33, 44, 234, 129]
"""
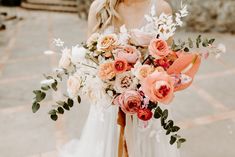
[93, 0, 123, 32]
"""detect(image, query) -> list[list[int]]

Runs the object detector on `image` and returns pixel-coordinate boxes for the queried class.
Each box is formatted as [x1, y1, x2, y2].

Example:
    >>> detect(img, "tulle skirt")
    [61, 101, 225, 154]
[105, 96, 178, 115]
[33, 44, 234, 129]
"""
[58, 103, 180, 157]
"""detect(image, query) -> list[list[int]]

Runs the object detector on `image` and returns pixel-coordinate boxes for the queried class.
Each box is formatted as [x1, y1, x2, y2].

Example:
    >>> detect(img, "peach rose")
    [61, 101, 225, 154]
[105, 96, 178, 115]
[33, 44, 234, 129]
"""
[113, 58, 128, 73]
[113, 90, 142, 114]
[141, 71, 174, 104]
[97, 34, 118, 52]
[138, 65, 155, 80]
[98, 62, 116, 80]
[130, 29, 154, 46]
[67, 73, 81, 98]
[114, 45, 140, 64]
[167, 53, 201, 91]
[148, 39, 169, 58]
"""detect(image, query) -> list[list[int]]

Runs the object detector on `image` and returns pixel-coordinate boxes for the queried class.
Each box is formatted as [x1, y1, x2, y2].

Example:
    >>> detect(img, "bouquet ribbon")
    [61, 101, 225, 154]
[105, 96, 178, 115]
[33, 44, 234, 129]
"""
[117, 108, 129, 157]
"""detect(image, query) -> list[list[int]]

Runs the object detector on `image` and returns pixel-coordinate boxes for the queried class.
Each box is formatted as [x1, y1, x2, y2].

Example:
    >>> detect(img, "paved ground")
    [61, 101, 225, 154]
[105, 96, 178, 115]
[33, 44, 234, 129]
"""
[0, 7, 235, 157]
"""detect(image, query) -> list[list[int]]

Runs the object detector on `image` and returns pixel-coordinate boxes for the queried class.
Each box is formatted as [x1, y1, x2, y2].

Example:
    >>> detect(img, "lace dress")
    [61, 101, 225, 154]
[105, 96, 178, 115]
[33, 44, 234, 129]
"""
[59, 0, 180, 156]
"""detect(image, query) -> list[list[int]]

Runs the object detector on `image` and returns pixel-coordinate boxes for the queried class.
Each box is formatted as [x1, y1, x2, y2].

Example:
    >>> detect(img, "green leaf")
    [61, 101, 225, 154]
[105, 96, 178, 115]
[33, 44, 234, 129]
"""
[196, 35, 202, 48]
[51, 80, 58, 91]
[41, 85, 50, 91]
[48, 109, 57, 115]
[184, 47, 189, 52]
[167, 120, 174, 128]
[63, 103, 70, 111]
[67, 98, 74, 107]
[188, 38, 194, 48]
[172, 126, 180, 132]
[148, 101, 158, 110]
[43, 74, 54, 80]
[77, 95, 81, 104]
[162, 109, 168, 120]
[33, 90, 41, 95]
[170, 135, 177, 145]
[208, 38, 215, 44]
[50, 114, 58, 121]
[161, 117, 166, 127]
[154, 106, 162, 119]
[57, 107, 64, 114]
[32, 102, 40, 113]
[35, 91, 46, 102]
[179, 138, 186, 143]
[56, 101, 65, 106]
[202, 39, 209, 47]
[166, 129, 171, 135]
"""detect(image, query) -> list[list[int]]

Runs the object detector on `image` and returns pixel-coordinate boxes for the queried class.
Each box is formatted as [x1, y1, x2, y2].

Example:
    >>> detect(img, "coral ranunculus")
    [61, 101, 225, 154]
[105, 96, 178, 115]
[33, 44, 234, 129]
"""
[113, 90, 142, 114]
[167, 53, 201, 91]
[137, 108, 153, 121]
[141, 71, 174, 104]
[149, 39, 169, 59]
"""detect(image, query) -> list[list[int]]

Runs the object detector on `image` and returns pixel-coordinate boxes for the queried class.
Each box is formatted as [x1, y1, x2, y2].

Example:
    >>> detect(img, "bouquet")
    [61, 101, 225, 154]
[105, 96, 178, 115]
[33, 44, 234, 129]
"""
[32, 4, 225, 149]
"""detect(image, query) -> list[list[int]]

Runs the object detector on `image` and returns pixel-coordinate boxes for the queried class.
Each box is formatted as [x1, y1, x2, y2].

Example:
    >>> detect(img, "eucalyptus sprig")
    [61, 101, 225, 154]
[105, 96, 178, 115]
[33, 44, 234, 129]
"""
[149, 101, 186, 148]
[171, 35, 215, 52]
[32, 72, 81, 121]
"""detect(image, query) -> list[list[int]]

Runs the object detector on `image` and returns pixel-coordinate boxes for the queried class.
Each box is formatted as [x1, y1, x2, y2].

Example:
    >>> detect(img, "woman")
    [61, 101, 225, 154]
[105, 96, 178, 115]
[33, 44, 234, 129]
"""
[59, 0, 180, 157]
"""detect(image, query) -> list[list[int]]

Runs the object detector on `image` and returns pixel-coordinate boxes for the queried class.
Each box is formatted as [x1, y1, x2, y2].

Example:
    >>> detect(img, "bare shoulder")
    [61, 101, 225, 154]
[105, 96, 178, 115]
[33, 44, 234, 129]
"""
[88, 0, 101, 36]
[156, 0, 173, 15]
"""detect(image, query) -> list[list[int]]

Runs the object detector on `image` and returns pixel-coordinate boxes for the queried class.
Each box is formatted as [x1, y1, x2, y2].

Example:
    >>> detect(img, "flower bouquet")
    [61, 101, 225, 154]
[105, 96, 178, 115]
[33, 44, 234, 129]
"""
[32, 4, 225, 149]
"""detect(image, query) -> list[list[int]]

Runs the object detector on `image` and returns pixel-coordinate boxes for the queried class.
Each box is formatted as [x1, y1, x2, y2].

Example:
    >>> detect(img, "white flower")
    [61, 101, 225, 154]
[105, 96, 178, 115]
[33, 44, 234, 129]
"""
[87, 33, 100, 47]
[217, 43, 226, 53]
[43, 50, 55, 55]
[59, 48, 71, 69]
[97, 34, 119, 51]
[71, 45, 88, 64]
[40, 79, 55, 86]
[53, 38, 64, 47]
[118, 25, 130, 45]
[67, 72, 82, 98]
[114, 72, 138, 93]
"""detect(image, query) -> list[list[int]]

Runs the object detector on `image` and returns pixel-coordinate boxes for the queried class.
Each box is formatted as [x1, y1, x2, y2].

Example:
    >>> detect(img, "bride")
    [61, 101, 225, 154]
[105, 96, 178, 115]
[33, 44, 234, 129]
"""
[59, 0, 180, 156]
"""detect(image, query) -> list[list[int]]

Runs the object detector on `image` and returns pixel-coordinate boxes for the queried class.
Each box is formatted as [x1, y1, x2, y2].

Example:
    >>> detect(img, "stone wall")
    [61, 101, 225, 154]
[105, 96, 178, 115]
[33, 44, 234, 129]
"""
[184, 0, 235, 33]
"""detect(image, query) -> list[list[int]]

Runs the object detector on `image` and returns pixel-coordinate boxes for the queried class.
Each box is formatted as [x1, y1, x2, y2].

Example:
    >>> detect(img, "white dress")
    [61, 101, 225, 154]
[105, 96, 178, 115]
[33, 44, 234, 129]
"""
[59, 0, 180, 156]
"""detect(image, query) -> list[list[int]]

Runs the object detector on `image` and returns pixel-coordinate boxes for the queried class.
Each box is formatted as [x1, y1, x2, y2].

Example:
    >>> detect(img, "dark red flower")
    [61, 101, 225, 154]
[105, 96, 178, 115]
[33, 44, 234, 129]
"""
[137, 108, 153, 121]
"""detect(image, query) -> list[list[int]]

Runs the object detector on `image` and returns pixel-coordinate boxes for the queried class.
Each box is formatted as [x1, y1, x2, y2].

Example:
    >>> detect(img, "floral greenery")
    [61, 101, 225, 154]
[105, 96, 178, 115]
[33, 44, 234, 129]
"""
[32, 73, 81, 121]
[148, 101, 186, 148]
[171, 35, 215, 52]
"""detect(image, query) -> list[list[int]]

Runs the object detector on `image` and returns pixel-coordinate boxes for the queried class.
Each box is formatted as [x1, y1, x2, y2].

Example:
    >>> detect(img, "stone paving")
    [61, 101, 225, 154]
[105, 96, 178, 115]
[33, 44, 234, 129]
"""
[0, 7, 235, 157]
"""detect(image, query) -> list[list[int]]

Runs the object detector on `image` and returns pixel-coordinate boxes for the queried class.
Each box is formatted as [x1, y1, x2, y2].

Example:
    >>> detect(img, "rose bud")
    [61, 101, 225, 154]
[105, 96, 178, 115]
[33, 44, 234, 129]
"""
[137, 108, 153, 121]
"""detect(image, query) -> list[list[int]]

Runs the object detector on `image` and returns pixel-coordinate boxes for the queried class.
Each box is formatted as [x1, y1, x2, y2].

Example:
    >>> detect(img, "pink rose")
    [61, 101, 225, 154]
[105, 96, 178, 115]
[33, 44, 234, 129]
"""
[114, 45, 140, 64]
[141, 72, 174, 104]
[113, 90, 142, 114]
[130, 29, 154, 46]
[148, 39, 169, 58]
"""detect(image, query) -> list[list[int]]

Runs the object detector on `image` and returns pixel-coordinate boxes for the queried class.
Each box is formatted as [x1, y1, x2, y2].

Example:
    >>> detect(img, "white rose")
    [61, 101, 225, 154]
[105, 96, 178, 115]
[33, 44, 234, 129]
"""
[87, 33, 100, 47]
[97, 34, 118, 51]
[59, 48, 71, 69]
[67, 73, 81, 98]
[114, 72, 138, 93]
[71, 46, 88, 64]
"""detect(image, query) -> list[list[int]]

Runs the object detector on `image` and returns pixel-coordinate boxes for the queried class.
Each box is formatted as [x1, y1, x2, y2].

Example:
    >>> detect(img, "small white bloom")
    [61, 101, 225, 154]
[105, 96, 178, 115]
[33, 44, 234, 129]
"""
[119, 25, 130, 45]
[215, 53, 221, 59]
[71, 45, 88, 64]
[59, 48, 71, 69]
[53, 38, 64, 47]
[43, 50, 55, 55]
[40, 79, 55, 86]
[87, 33, 100, 47]
[217, 43, 226, 53]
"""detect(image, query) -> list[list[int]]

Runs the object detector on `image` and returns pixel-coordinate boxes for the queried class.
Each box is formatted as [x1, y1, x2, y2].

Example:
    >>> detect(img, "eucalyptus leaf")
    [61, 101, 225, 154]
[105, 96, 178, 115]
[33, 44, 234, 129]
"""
[51, 80, 58, 91]
[57, 107, 64, 114]
[41, 85, 50, 91]
[162, 109, 168, 120]
[56, 101, 65, 106]
[32, 102, 40, 113]
[50, 114, 58, 121]
[35, 91, 46, 102]
[67, 98, 74, 107]
[172, 126, 180, 132]
[170, 136, 177, 145]
[33, 90, 41, 95]
[63, 103, 70, 111]
[77, 95, 81, 104]
[154, 106, 162, 119]
[48, 109, 57, 115]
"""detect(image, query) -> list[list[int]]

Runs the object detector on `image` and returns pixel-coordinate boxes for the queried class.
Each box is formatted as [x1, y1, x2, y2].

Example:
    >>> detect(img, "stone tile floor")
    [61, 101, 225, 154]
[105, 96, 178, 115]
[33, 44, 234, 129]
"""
[0, 7, 235, 157]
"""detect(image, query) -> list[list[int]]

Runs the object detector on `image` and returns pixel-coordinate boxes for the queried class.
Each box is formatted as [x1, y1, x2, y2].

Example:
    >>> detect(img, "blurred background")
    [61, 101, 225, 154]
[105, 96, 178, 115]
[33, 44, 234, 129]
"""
[0, 0, 235, 157]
